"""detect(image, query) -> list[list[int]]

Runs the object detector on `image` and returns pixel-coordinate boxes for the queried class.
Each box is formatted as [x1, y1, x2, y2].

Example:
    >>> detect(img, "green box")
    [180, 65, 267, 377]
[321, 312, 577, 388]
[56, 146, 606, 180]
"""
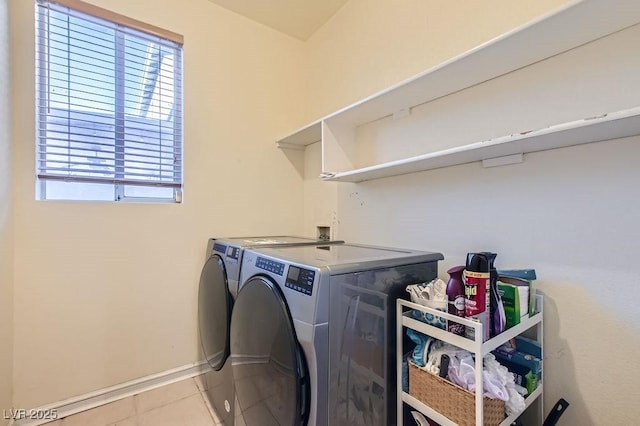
[497, 280, 529, 328]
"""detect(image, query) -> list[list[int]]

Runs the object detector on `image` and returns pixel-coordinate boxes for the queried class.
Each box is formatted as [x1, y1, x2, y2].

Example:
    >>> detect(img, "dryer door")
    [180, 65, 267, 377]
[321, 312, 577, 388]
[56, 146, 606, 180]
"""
[198, 254, 233, 371]
[231, 276, 310, 426]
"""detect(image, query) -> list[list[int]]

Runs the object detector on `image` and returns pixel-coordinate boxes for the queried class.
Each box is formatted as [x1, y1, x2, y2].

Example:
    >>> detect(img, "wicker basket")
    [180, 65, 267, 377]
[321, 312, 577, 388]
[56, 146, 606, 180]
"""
[408, 361, 505, 426]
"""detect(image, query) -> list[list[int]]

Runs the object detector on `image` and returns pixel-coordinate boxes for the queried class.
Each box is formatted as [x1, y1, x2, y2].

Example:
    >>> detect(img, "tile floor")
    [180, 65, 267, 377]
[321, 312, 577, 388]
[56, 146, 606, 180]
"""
[43, 374, 223, 426]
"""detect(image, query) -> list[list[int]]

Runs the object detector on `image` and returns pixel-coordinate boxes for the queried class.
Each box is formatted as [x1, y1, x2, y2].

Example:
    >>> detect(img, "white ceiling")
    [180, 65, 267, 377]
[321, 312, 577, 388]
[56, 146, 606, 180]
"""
[207, 0, 349, 41]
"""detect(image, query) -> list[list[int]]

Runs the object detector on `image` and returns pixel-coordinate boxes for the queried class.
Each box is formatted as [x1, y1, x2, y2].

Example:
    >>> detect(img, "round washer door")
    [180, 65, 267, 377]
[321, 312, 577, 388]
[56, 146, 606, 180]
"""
[231, 276, 309, 426]
[198, 254, 233, 371]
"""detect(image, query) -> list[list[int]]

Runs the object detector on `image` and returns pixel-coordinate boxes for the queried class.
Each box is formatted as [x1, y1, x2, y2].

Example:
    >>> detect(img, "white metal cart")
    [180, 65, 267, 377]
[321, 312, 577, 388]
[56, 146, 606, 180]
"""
[396, 293, 544, 426]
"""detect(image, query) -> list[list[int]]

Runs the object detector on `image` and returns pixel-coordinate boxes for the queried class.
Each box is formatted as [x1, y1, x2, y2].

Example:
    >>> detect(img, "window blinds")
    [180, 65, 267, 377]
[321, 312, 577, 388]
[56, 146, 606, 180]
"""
[35, 0, 183, 190]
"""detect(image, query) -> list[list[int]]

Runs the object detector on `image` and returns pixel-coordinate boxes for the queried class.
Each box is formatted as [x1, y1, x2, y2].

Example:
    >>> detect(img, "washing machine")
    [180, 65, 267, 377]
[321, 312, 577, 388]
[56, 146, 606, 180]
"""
[231, 243, 443, 426]
[197, 237, 343, 425]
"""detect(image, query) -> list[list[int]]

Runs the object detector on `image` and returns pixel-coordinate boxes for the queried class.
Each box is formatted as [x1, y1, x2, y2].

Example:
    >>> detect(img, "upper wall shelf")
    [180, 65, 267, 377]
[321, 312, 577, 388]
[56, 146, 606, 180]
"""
[323, 107, 640, 182]
[276, 0, 640, 182]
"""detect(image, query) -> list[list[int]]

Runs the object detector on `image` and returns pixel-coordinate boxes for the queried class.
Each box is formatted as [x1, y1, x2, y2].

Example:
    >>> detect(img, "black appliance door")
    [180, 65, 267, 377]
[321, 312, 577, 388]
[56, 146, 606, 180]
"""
[198, 254, 233, 371]
[231, 276, 309, 426]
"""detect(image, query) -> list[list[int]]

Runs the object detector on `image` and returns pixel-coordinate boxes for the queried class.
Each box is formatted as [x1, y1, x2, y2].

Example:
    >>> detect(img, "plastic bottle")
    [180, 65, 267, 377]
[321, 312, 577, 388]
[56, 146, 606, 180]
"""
[446, 265, 466, 336]
[464, 252, 491, 341]
[483, 252, 506, 337]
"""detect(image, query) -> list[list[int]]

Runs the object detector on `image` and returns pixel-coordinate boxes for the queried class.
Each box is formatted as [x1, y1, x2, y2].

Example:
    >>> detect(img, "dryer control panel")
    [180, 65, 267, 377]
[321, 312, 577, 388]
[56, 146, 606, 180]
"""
[213, 243, 227, 254]
[226, 246, 240, 260]
[213, 243, 240, 262]
[256, 257, 285, 276]
[285, 266, 315, 296]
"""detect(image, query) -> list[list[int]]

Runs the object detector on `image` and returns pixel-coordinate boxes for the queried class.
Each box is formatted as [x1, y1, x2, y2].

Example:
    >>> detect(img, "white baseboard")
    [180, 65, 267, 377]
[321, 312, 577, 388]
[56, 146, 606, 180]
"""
[12, 361, 212, 426]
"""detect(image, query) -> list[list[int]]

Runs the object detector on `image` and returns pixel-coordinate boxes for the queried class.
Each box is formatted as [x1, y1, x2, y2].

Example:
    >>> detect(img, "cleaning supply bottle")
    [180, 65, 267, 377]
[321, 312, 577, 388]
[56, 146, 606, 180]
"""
[446, 265, 466, 336]
[484, 252, 507, 337]
[464, 252, 491, 341]
[484, 252, 506, 337]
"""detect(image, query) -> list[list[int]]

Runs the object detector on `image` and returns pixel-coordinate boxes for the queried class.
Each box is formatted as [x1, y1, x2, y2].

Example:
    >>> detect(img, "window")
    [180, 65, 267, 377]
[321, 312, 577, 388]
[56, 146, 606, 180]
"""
[35, 0, 183, 202]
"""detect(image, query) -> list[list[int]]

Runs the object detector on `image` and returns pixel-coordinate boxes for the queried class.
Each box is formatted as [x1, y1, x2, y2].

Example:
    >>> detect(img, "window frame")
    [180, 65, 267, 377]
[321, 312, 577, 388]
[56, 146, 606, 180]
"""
[35, 0, 184, 203]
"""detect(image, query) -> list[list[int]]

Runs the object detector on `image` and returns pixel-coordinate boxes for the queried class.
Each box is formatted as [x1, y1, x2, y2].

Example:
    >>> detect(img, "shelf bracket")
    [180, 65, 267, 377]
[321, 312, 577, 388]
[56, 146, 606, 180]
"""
[482, 153, 523, 168]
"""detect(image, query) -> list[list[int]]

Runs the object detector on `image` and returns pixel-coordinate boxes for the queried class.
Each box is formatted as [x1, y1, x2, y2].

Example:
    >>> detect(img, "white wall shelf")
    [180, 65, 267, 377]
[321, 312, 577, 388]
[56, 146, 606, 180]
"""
[321, 107, 640, 182]
[276, 119, 322, 150]
[276, 0, 640, 182]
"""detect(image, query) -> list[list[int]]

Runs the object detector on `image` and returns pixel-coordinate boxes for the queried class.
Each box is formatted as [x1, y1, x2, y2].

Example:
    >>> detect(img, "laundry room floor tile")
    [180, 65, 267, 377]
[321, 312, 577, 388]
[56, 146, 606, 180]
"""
[61, 397, 136, 426]
[49, 375, 223, 425]
[194, 374, 209, 392]
[201, 387, 224, 424]
[106, 418, 138, 426]
[134, 377, 200, 414]
[138, 393, 213, 426]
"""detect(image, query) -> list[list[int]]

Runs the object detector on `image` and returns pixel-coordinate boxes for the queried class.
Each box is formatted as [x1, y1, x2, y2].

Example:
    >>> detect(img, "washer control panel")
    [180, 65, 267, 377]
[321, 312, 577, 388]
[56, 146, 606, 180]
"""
[285, 266, 315, 296]
[256, 257, 285, 276]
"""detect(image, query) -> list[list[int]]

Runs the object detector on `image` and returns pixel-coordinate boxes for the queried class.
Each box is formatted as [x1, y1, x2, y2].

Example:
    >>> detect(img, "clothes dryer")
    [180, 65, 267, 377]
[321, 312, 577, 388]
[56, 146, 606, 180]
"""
[232, 243, 443, 426]
[198, 237, 343, 425]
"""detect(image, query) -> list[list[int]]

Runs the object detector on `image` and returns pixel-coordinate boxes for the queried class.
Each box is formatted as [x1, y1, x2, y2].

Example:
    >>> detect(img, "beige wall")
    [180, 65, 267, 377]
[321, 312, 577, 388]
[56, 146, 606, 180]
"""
[0, 0, 13, 422]
[303, 1, 640, 424]
[11, 0, 306, 408]
[304, 0, 573, 120]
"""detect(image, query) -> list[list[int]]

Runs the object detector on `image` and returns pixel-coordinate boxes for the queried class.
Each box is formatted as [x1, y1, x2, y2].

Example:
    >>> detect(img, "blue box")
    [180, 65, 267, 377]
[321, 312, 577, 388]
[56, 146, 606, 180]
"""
[494, 346, 542, 378]
[515, 335, 542, 358]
